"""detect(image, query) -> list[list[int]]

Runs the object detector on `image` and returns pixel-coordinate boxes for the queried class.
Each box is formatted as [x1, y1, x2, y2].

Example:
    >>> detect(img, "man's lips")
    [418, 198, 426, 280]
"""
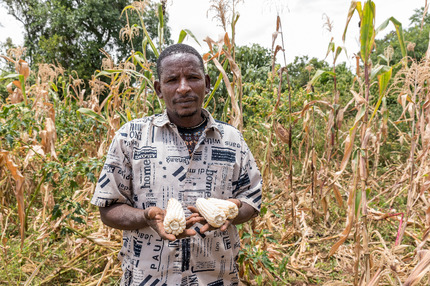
[174, 97, 197, 104]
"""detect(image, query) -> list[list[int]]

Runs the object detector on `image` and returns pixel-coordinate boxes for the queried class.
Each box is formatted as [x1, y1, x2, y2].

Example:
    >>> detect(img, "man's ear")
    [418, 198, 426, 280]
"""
[205, 74, 211, 94]
[154, 80, 162, 99]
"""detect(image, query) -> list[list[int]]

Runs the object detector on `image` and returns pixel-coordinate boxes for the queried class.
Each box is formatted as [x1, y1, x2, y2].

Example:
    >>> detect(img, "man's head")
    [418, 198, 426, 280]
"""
[154, 44, 210, 128]
[156, 43, 205, 79]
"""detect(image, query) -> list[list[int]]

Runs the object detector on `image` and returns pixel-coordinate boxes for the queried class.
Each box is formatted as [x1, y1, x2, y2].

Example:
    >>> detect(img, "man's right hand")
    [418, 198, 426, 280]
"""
[144, 206, 203, 241]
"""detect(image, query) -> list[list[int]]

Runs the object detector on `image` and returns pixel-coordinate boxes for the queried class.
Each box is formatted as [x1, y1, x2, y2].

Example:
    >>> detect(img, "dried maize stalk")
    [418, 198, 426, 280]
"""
[196, 198, 226, 228]
[163, 198, 186, 236]
[208, 198, 239, 219]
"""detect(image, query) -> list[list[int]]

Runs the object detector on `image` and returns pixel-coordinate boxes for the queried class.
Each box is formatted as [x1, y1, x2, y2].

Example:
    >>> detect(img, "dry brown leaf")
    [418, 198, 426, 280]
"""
[274, 121, 289, 145]
[40, 118, 58, 160]
[403, 250, 430, 286]
[0, 151, 25, 247]
[398, 93, 408, 109]
[333, 184, 344, 208]
[6, 82, 13, 93]
[426, 206, 430, 227]
[211, 57, 242, 129]
[329, 184, 356, 256]
[18, 59, 30, 79]
[334, 127, 357, 178]
[23, 145, 45, 169]
[271, 32, 280, 51]
[224, 32, 231, 51]
[351, 90, 366, 105]
[97, 141, 106, 159]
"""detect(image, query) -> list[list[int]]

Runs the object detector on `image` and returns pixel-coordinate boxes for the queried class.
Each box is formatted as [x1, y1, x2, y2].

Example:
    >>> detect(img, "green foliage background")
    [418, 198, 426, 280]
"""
[1, 1, 430, 285]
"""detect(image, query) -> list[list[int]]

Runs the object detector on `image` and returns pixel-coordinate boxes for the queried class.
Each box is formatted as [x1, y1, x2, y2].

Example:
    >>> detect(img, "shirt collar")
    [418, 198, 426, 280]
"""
[152, 108, 223, 137]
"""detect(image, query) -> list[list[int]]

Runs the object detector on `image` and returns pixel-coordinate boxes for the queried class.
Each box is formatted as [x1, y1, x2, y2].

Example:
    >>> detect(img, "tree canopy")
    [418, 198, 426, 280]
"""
[2, 0, 171, 81]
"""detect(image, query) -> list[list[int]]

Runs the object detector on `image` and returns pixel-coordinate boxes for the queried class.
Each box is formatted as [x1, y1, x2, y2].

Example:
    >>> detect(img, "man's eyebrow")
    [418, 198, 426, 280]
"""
[164, 74, 178, 80]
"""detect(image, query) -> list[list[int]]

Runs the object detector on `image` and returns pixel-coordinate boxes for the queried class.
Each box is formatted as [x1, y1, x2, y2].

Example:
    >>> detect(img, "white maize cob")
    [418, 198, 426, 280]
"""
[207, 198, 239, 219]
[196, 198, 226, 228]
[163, 198, 186, 236]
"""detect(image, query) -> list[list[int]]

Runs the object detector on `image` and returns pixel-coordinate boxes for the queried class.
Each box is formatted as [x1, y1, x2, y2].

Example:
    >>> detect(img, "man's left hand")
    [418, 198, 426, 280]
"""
[188, 199, 242, 234]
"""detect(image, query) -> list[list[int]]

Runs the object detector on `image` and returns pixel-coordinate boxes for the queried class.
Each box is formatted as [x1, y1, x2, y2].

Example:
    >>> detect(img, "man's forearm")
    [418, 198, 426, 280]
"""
[99, 203, 149, 230]
[232, 202, 259, 225]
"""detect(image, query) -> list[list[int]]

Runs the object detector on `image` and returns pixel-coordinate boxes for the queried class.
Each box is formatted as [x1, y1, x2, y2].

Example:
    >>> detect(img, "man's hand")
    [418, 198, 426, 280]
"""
[144, 206, 203, 241]
[188, 199, 253, 234]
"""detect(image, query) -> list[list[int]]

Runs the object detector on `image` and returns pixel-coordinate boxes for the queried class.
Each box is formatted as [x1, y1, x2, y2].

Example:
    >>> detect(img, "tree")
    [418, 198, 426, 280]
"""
[2, 0, 171, 82]
[286, 55, 328, 90]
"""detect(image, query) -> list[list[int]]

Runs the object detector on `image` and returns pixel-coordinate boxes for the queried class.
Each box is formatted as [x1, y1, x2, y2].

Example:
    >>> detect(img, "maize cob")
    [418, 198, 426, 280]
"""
[163, 198, 186, 236]
[208, 198, 239, 219]
[196, 198, 226, 228]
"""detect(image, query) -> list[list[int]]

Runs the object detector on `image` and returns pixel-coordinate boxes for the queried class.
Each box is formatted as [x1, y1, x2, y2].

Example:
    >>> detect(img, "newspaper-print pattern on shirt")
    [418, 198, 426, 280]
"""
[91, 109, 262, 286]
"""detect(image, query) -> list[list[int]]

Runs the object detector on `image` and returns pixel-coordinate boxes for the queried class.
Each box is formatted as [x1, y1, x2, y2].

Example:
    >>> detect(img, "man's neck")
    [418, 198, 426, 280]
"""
[168, 111, 205, 128]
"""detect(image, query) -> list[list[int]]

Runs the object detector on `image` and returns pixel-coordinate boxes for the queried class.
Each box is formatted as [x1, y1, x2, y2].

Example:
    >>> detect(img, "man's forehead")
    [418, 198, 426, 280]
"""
[160, 52, 201, 65]
[159, 53, 204, 77]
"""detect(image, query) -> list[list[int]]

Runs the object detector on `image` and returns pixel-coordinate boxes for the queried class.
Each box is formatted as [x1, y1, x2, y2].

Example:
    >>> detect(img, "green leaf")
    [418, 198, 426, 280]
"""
[378, 66, 392, 98]
[369, 67, 392, 125]
[360, 0, 376, 64]
[377, 54, 389, 65]
[325, 41, 335, 59]
[19, 74, 27, 105]
[177, 29, 201, 46]
[370, 64, 391, 80]
[0, 73, 20, 81]
[157, 3, 164, 28]
[116, 110, 128, 124]
[376, 17, 407, 59]
[309, 69, 334, 86]
[355, 186, 362, 218]
[204, 72, 223, 108]
[50, 82, 58, 92]
[77, 108, 107, 125]
[342, 1, 360, 42]
[178, 30, 187, 43]
[334, 46, 343, 63]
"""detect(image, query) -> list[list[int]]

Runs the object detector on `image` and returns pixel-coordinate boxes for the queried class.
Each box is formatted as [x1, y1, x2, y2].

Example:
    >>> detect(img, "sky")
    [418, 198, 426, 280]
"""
[0, 0, 427, 67]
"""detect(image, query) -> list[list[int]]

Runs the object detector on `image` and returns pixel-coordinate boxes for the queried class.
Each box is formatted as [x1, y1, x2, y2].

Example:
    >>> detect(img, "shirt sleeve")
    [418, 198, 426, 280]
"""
[232, 138, 263, 212]
[90, 125, 134, 207]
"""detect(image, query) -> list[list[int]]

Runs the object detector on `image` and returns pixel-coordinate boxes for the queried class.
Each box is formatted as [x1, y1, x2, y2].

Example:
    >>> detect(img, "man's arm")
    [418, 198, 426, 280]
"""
[99, 203, 200, 241]
[99, 203, 152, 230]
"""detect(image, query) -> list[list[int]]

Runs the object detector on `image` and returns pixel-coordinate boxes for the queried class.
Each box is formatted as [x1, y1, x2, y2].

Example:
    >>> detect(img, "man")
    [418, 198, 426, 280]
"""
[91, 43, 262, 286]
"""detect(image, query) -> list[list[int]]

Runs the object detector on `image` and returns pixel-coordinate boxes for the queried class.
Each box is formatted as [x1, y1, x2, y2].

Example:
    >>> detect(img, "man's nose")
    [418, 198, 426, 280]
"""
[177, 77, 191, 94]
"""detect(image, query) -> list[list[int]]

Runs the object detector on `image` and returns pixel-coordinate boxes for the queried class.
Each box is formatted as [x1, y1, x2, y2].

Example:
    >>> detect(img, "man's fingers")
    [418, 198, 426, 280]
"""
[219, 220, 232, 232]
[145, 207, 165, 220]
[186, 215, 205, 228]
[187, 206, 199, 213]
[199, 223, 216, 234]
[227, 199, 242, 208]
[163, 233, 177, 241]
[176, 228, 197, 240]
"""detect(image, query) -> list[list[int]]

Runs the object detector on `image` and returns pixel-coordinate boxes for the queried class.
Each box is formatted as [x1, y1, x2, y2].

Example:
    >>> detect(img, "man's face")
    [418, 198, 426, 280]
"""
[155, 53, 210, 127]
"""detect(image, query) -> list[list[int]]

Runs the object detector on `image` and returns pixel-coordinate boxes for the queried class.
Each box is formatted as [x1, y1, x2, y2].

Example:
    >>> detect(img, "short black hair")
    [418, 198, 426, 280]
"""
[156, 43, 205, 79]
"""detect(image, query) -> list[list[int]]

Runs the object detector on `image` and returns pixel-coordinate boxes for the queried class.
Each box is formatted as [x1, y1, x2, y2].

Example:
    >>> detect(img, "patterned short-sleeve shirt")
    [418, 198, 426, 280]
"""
[91, 109, 263, 286]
